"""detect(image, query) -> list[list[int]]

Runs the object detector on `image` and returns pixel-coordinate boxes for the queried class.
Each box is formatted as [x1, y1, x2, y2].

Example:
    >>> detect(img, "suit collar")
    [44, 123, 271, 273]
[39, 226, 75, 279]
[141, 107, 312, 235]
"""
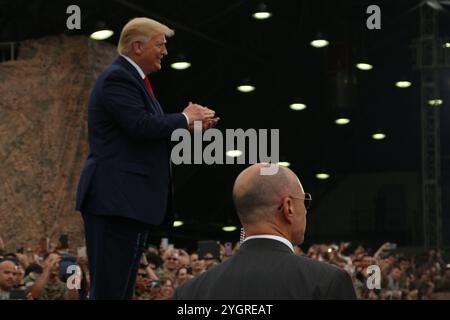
[244, 235, 294, 252]
[240, 238, 294, 255]
[119, 54, 146, 79]
[114, 56, 164, 115]
[114, 55, 143, 83]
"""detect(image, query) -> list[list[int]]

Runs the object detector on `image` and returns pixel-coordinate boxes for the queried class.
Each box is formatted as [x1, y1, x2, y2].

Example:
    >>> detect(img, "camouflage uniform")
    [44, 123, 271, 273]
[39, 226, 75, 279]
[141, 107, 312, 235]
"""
[37, 279, 68, 300]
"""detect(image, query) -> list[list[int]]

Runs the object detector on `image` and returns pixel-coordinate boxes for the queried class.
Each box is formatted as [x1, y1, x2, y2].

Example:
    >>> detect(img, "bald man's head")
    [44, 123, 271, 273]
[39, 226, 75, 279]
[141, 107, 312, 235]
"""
[233, 163, 298, 223]
[0, 260, 18, 291]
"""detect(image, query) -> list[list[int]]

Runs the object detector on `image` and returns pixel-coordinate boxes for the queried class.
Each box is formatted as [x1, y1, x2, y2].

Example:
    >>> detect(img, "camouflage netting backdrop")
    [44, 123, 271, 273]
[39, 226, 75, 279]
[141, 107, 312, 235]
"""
[0, 35, 117, 251]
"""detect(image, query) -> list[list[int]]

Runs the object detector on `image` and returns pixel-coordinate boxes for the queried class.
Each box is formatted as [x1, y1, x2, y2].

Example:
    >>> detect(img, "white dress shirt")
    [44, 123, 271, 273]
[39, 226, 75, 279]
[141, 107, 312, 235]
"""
[243, 235, 295, 253]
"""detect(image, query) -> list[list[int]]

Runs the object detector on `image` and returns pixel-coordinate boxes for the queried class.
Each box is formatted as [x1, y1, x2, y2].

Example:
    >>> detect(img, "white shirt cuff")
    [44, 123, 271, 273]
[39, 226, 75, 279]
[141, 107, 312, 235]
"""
[182, 112, 190, 126]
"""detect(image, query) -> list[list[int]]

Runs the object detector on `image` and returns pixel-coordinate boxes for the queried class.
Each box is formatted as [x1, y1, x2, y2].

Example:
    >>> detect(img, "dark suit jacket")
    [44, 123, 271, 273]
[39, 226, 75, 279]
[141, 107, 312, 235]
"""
[174, 238, 357, 300]
[76, 56, 187, 225]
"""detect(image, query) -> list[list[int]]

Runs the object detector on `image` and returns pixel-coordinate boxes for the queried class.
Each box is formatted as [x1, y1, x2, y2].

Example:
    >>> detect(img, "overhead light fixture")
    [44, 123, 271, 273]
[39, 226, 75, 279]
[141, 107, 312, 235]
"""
[289, 97, 307, 111]
[252, 3, 272, 20]
[171, 61, 191, 70]
[372, 132, 386, 140]
[237, 85, 255, 93]
[170, 54, 191, 70]
[310, 33, 329, 48]
[90, 22, 114, 40]
[278, 161, 291, 167]
[90, 29, 114, 40]
[316, 172, 330, 180]
[237, 78, 255, 93]
[226, 150, 243, 157]
[428, 99, 443, 106]
[310, 39, 329, 48]
[335, 117, 351, 125]
[289, 103, 307, 111]
[173, 220, 184, 227]
[444, 42, 450, 48]
[395, 80, 412, 88]
[356, 62, 373, 71]
[222, 225, 237, 232]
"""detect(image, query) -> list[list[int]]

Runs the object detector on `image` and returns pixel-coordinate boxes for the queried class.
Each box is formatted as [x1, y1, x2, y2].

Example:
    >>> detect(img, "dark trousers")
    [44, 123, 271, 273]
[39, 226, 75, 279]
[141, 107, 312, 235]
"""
[82, 213, 150, 300]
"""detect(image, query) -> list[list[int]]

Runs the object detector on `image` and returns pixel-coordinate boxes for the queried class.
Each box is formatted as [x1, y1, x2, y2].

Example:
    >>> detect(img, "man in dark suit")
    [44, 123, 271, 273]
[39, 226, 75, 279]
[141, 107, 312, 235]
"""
[174, 163, 356, 299]
[75, 17, 218, 299]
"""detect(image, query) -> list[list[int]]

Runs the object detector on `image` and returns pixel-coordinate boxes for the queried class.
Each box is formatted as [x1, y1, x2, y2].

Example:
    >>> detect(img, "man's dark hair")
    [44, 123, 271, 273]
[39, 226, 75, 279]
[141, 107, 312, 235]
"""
[146, 252, 163, 269]
[139, 263, 148, 270]
[0, 254, 19, 266]
[0, 257, 19, 266]
[25, 263, 43, 276]
[43, 251, 59, 261]
[176, 267, 191, 276]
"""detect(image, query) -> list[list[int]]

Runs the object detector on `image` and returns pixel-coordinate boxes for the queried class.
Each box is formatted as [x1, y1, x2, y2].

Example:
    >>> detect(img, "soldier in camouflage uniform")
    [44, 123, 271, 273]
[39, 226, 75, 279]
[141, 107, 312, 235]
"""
[29, 253, 75, 300]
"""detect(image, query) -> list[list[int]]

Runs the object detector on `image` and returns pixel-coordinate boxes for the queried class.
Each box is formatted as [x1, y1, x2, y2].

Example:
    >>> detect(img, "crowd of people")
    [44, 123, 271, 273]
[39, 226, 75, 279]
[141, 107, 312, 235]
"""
[0, 235, 449, 300]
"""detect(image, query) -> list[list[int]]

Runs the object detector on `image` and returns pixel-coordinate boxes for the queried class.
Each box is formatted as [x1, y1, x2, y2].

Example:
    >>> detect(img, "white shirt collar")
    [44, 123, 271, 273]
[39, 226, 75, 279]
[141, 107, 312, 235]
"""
[120, 54, 146, 79]
[243, 235, 295, 253]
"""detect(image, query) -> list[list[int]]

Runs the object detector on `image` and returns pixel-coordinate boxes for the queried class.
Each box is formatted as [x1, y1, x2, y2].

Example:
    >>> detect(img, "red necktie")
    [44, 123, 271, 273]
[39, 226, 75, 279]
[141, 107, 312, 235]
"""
[144, 76, 155, 97]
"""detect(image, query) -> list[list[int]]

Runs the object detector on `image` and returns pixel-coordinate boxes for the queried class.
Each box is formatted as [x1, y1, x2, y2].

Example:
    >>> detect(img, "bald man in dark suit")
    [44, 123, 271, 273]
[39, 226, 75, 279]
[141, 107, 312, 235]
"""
[175, 163, 356, 300]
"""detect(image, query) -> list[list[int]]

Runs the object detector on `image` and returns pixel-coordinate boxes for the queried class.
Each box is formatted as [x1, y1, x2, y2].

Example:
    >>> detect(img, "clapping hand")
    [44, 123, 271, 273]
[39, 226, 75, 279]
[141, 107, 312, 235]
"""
[183, 102, 220, 131]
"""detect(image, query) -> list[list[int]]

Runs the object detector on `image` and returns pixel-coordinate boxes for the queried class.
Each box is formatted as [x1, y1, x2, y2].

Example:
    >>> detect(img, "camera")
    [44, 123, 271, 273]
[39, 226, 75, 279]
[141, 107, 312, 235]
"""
[385, 243, 397, 250]
[149, 280, 160, 289]
[224, 242, 233, 256]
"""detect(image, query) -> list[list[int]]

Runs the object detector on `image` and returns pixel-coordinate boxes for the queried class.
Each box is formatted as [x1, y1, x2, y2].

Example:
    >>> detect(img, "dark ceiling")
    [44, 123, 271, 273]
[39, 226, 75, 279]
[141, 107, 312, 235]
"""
[1, 0, 449, 248]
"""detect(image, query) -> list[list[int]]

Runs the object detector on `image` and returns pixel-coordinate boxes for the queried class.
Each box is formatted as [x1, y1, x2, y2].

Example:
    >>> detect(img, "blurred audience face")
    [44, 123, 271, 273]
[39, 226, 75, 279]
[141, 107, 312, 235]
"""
[45, 253, 61, 277]
[161, 279, 175, 298]
[203, 253, 216, 269]
[420, 271, 429, 282]
[0, 261, 18, 291]
[384, 255, 395, 266]
[135, 267, 148, 294]
[177, 267, 189, 285]
[136, 267, 147, 281]
[407, 289, 418, 300]
[429, 266, 437, 276]
[163, 250, 180, 271]
[38, 238, 48, 255]
[190, 253, 205, 272]
[400, 259, 410, 271]
[424, 283, 434, 298]
[361, 255, 374, 267]
[354, 246, 365, 255]
[390, 267, 402, 281]
[15, 265, 25, 286]
[177, 250, 190, 268]
[367, 290, 379, 300]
